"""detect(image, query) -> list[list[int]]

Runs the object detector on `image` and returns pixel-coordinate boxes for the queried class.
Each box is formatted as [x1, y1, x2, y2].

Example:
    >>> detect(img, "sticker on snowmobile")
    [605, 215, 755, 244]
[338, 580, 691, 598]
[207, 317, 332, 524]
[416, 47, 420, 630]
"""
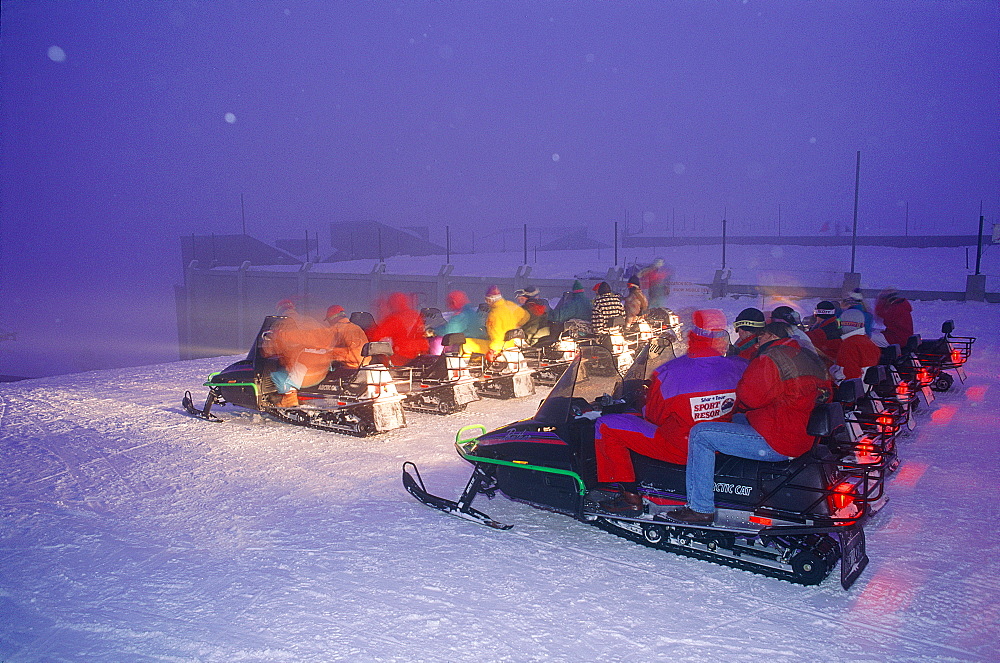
[689, 392, 737, 421]
[714, 482, 753, 496]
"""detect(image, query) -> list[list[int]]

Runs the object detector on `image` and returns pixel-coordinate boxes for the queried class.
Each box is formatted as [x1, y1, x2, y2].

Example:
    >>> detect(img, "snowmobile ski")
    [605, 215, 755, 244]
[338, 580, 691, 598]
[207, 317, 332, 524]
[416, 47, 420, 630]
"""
[402, 462, 512, 530]
[182, 389, 223, 422]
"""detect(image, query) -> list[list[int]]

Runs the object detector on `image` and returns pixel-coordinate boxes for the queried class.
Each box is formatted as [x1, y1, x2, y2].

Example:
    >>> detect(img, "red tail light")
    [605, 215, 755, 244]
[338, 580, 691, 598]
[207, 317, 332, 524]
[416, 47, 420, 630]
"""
[830, 482, 857, 510]
[896, 383, 909, 397]
[917, 368, 932, 386]
[951, 349, 963, 365]
[877, 415, 898, 435]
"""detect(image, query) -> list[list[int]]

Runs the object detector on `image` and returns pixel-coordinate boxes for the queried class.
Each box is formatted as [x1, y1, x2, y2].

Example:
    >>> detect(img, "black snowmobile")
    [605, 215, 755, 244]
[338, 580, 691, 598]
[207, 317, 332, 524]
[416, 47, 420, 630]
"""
[914, 320, 976, 393]
[403, 343, 875, 589]
[828, 378, 896, 515]
[348, 311, 480, 415]
[472, 328, 537, 400]
[183, 316, 407, 436]
[561, 316, 638, 383]
[521, 329, 580, 387]
[391, 332, 481, 414]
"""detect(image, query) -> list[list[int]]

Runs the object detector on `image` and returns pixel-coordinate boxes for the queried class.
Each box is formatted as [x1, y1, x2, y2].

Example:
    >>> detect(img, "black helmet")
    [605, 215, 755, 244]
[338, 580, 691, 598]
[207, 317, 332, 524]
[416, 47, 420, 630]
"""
[813, 301, 838, 317]
[770, 305, 801, 326]
[733, 308, 766, 331]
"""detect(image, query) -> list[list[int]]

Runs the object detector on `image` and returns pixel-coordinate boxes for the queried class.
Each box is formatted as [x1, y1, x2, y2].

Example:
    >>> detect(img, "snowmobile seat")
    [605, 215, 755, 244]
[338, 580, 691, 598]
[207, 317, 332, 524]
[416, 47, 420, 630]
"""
[420, 307, 446, 330]
[806, 402, 846, 438]
[879, 344, 901, 366]
[404, 354, 439, 370]
[441, 333, 466, 352]
[350, 311, 376, 332]
[631, 448, 836, 514]
[902, 335, 920, 356]
[504, 328, 526, 342]
[863, 365, 887, 386]
[834, 379, 864, 406]
[362, 341, 393, 367]
[916, 336, 949, 357]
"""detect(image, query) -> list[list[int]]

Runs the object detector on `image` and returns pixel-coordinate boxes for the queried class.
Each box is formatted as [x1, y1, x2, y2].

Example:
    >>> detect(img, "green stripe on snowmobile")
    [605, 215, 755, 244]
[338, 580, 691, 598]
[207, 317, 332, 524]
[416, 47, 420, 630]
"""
[454, 425, 588, 496]
[203, 373, 259, 396]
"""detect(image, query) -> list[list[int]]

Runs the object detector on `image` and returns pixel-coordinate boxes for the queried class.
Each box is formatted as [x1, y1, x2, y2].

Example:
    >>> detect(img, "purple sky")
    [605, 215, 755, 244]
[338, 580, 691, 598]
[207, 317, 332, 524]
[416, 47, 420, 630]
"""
[1, 1, 997, 376]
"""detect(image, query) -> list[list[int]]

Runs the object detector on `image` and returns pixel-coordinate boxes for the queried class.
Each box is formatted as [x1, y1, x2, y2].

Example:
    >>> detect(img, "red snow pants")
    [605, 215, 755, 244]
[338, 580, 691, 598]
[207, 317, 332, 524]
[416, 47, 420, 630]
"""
[594, 413, 685, 483]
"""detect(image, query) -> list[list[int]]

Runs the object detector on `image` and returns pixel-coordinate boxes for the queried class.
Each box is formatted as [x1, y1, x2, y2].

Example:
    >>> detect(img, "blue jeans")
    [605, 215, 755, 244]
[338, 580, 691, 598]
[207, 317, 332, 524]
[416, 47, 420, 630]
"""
[685, 417, 791, 513]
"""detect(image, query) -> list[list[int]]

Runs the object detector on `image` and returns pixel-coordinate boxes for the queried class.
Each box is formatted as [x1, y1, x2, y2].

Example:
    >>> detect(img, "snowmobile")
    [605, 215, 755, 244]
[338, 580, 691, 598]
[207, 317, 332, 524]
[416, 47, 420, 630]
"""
[644, 307, 683, 341]
[473, 328, 537, 400]
[914, 320, 976, 393]
[624, 318, 656, 353]
[880, 339, 936, 410]
[391, 333, 481, 414]
[521, 330, 580, 387]
[402, 343, 875, 589]
[577, 316, 635, 377]
[345, 311, 480, 415]
[828, 378, 896, 515]
[182, 316, 406, 436]
[864, 344, 926, 435]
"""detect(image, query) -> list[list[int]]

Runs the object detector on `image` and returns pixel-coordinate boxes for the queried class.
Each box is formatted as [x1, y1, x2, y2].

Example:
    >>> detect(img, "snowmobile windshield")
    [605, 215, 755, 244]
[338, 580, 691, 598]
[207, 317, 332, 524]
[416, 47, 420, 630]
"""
[533, 346, 629, 426]
[249, 316, 284, 362]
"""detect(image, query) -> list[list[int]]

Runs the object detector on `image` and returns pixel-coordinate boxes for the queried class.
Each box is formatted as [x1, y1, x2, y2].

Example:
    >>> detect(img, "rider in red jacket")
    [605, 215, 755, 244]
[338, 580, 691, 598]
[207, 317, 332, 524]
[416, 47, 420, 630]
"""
[367, 292, 429, 365]
[665, 321, 833, 524]
[593, 310, 748, 514]
[737, 333, 833, 457]
[875, 288, 913, 347]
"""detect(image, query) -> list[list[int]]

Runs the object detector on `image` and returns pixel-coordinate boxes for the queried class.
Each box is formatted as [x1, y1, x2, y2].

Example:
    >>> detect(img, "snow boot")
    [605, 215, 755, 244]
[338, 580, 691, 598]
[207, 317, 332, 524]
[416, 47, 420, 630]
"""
[598, 491, 644, 516]
[660, 506, 714, 525]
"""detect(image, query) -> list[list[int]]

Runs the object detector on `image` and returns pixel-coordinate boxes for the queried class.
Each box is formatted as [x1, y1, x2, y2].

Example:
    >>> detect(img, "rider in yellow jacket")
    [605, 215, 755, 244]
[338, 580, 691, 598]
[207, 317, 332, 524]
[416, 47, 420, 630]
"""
[463, 285, 529, 360]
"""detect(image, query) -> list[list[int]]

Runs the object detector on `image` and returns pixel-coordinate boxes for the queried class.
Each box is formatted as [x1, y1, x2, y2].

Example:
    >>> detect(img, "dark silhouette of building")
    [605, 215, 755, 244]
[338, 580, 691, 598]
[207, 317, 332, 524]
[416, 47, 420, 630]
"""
[181, 234, 302, 267]
[326, 221, 445, 262]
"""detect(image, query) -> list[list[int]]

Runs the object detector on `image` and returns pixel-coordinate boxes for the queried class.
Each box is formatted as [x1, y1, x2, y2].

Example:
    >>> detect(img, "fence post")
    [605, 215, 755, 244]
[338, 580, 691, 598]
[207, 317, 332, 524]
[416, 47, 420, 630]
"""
[711, 269, 729, 299]
[371, 261, 386, 305]
[182, 260, 200, 359]
[437, 264, 454, 308]
[842, 272, 861, 295]
[299, 261, 313, 309]
[965, 274, 987, 302]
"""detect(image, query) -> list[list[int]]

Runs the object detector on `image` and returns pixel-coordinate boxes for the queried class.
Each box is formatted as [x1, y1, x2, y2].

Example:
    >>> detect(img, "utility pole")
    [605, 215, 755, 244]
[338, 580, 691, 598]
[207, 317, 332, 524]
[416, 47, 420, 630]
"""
[850, 151, 861, 273]
[976, 202, 984, 276]
[721, 209, 728, 269]
[614, 221, 618, 266]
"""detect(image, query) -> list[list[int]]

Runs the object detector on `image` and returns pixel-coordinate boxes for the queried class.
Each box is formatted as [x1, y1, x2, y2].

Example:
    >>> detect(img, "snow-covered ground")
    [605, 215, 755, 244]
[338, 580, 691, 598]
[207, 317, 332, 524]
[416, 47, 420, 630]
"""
[1, 298, 998, 661]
